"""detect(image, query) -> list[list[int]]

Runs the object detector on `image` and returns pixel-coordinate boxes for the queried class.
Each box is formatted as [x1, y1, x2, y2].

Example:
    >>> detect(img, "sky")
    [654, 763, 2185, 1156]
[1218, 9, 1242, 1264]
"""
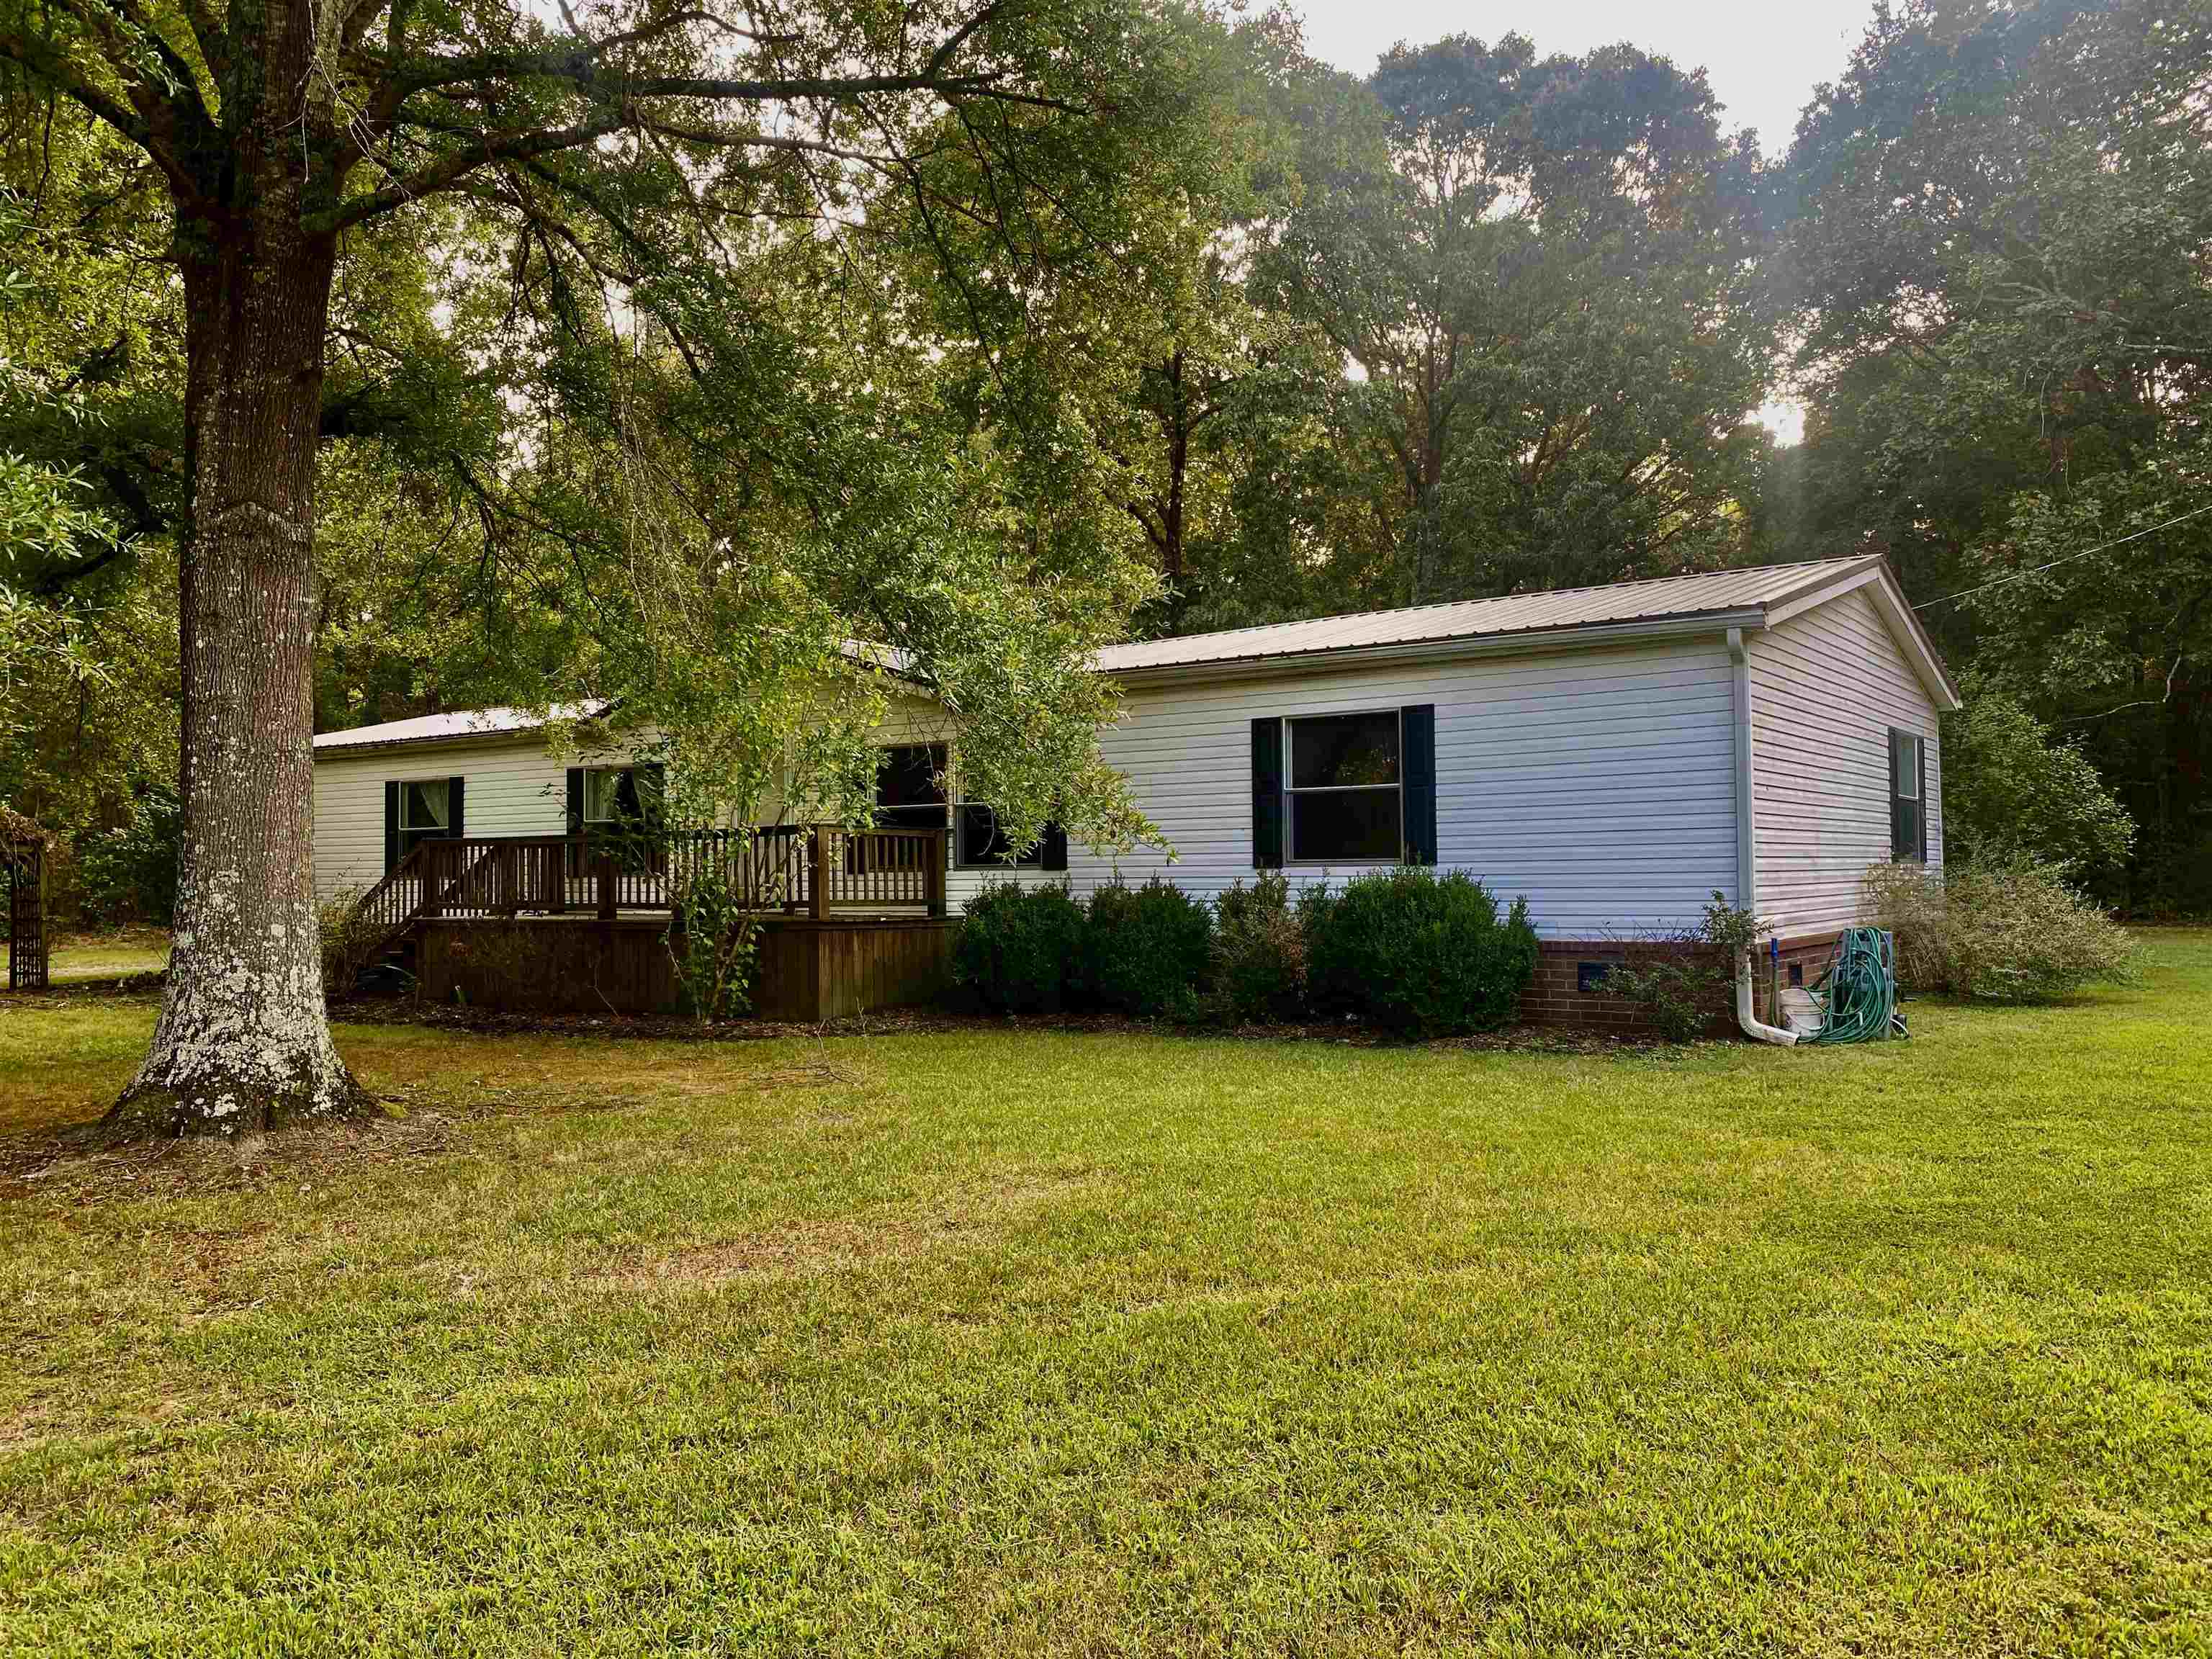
[1292, 0, 1876, 443]
[1292, 0, 1878, 159]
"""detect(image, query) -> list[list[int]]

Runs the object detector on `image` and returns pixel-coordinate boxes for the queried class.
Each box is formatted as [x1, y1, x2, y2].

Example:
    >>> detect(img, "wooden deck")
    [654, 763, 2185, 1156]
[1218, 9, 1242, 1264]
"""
[356, 825, 956, 1020]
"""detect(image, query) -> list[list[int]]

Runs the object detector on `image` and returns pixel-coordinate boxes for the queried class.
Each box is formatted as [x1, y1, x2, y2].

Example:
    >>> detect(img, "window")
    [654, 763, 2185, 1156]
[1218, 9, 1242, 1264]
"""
[1889, 729, 1926, 863]
[568, 764, 664, 876]
[957, 802, 1044, 868]
[876, 744, 948, 830]
[1286, 710, 1402, 863]
[582, 766, 630, 828]
[397, 778, 453, 861]
[570, 774, 655, 836]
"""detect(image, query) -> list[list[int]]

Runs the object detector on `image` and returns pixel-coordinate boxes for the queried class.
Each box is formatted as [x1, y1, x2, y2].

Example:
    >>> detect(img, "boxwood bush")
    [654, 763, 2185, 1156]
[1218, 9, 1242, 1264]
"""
[1207, 871, 1309, 1023]
[1080, 878, 1213, 1017]
[950, 881, 1086, 1014]
[1304, 867, 1538, 1035]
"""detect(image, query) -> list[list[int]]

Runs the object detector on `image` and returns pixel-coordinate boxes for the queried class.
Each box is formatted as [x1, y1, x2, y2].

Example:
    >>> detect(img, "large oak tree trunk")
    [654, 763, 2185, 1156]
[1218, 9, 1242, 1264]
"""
[107, 180, 370, 1136]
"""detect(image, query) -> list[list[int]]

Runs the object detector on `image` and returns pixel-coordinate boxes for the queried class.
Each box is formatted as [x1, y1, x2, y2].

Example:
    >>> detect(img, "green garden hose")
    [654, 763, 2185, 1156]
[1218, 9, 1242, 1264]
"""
[1809, 927, 1909, 1043]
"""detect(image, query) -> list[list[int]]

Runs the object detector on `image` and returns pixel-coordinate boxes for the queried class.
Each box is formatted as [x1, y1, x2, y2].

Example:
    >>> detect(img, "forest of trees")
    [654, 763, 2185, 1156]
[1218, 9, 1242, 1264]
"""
[0, 0, 2205, 1120]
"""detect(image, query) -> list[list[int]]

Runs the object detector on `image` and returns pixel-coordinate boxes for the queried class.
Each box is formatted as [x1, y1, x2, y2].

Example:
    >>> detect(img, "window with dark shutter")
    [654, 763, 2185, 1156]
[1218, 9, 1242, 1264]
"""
[1889, 729, 1926, 863]
[955, 802, 1052, 868]
[1285, 710, 1402, 863]
[1251, 719, 1284, 868]
[392, 778, 457, 863]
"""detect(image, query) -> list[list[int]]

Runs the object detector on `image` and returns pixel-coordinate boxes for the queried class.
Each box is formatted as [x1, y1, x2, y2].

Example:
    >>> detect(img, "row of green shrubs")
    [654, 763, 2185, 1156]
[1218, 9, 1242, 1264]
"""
[950, 868, 1540, 1036]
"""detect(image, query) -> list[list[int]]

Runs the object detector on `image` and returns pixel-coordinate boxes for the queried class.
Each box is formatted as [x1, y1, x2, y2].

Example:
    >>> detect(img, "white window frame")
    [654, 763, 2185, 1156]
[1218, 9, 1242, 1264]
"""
[1893, 732, 1923, 801]
[395, 776, 454, 862]
[580, 765, 631, 830]
[1283, 708, 1405, 867]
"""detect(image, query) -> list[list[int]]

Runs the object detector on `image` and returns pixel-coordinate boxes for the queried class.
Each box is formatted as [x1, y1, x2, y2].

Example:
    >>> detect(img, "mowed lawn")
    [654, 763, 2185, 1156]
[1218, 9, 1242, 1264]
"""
[3, 939, 2210, 1655]
[0, 929, 168, 987]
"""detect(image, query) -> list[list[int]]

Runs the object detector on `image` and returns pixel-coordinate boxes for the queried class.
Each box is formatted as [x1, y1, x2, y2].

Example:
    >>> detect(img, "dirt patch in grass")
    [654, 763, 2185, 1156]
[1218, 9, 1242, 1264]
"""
[0, 1107, 467, 1208]
[2, 1056, 865, 1210]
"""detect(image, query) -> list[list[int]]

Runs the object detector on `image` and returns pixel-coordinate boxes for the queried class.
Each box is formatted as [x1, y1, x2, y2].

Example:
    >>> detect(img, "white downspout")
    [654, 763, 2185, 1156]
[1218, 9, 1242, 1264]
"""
[1729, 626, 1797, 1046]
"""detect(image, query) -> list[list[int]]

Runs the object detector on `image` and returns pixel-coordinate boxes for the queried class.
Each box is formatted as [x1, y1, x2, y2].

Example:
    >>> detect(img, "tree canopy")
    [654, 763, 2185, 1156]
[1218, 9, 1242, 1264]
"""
[1776, 0, 2212, 909]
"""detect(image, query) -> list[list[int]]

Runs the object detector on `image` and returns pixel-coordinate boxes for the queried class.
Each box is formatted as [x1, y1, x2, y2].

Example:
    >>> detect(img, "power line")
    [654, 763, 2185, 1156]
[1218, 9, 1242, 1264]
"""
[1912, 502, 2212, 611]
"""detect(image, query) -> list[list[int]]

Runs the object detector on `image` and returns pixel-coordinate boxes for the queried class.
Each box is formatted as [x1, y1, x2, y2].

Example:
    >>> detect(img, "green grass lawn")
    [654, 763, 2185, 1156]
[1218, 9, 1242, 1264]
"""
[3, 935, 2210, 1655]
[0, 927, 168, 986]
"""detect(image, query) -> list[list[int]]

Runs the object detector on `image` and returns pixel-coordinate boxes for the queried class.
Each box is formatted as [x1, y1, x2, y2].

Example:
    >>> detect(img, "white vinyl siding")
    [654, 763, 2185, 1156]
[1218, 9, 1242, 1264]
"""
[312, 590, 1949, 945]
[310, 737, 593, 901]
[1748, 585, 1944, 938]
[948, 639, 1740, 938]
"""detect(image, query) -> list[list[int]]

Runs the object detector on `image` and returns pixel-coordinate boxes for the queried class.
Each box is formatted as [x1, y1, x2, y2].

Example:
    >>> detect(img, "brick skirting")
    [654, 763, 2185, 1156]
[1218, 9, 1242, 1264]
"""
[1519, 933, 1853, 1037]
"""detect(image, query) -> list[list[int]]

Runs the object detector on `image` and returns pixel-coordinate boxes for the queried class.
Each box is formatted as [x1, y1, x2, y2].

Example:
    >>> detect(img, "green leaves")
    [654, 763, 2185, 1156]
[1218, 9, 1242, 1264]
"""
[1940, 691, 2136, 878]
[1256, 32, 1776, 604]
[1779, 0, 2212, 912]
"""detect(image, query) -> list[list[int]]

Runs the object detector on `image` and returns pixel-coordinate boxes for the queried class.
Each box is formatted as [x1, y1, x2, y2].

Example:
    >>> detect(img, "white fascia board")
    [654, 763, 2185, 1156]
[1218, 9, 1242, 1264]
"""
[313, 714, 646, 763]
[1759, 557, 1886, 629]
[1100, 608, 1771, 689]
[311, 727, 554, 761]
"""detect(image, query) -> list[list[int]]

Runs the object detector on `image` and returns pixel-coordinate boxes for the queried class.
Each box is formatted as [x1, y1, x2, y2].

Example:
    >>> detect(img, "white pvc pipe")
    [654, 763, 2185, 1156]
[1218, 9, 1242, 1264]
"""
[1726, 624, 1797, 1048]
[1737, 953, 1798, 1046]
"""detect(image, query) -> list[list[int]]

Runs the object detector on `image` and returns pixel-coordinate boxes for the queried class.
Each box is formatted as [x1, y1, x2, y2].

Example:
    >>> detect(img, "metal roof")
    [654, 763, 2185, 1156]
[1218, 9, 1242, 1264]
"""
[310, 555, 1959, 757]
[312, 700, 609, 754]
[1094, 557, 1886, 674]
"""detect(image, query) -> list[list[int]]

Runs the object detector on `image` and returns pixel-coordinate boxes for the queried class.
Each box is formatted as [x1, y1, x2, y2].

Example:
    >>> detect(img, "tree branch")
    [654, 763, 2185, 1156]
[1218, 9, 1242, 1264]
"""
[0, 30, 166, 172]
[307, 114, 632, 233]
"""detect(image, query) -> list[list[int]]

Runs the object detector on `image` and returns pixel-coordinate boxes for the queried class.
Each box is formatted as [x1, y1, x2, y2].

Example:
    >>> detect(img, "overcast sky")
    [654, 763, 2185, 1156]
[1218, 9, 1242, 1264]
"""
[1292, 0, 1878, 161]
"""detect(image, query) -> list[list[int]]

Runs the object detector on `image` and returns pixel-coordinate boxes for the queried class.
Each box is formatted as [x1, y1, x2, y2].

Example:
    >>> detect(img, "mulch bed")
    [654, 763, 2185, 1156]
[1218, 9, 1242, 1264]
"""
[5, 976, 1651, 1053]
[322, 993, 1649, 1054]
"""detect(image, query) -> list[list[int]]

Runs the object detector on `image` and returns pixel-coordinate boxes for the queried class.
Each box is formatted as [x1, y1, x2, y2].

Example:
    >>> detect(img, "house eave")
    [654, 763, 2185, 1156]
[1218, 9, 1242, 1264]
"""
[1099, 608, 1773, 687]
[313, 727, 557, 760]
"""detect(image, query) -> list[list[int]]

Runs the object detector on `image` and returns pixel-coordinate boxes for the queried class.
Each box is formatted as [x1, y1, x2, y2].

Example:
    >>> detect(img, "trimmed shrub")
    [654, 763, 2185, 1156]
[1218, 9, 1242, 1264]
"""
[1080, 878, 1213, 1017]
[1865, 858, 2136, 1002]
[1304, 867, 1538, 1035]
[1208, 871, 1308, 1023]
[950, 880, 1086, 1015]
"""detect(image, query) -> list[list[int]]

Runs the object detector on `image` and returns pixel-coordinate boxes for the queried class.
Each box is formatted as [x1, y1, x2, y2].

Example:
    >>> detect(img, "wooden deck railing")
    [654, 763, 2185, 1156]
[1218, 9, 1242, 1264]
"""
[351, 824, 948, 947]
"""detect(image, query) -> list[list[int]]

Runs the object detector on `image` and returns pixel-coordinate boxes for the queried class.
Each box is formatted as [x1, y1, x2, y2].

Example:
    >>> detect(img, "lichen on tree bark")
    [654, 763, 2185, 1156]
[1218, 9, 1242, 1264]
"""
[106, 76, 373, 1138]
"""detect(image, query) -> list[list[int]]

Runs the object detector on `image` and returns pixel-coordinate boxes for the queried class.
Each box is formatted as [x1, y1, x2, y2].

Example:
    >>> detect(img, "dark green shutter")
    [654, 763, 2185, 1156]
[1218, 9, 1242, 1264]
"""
[1916, 738, 1929, 863]
[638, 761, 666, 830]
[1401, 704, 1437, 865]
[565, 767, 584, 836]
[1889, 731, 1910, 860]
[448, 777, 464, 841]
[383, 781, 400, 873]
[1252, 718, 1283, 868]
[1040, 821, 1068, 871]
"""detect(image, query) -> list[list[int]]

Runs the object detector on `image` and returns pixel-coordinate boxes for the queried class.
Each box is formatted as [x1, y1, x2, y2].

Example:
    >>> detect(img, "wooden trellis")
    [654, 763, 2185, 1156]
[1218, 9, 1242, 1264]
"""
[1, 808, 50, 993]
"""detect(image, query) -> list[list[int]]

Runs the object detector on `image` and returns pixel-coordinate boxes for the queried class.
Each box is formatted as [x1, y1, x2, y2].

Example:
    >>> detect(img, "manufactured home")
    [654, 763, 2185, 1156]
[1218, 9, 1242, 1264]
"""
[313, 555, 1956, 1025]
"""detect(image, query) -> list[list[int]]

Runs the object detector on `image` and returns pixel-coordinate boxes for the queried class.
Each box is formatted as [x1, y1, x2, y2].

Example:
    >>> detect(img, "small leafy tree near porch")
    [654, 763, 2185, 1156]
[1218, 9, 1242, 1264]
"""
[0, 0, 1197, 1134]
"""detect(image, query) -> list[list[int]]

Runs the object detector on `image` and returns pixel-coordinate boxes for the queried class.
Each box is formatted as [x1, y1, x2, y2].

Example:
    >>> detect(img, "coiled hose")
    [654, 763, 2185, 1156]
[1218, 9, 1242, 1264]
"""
[1810, 927, 1908, 1043]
